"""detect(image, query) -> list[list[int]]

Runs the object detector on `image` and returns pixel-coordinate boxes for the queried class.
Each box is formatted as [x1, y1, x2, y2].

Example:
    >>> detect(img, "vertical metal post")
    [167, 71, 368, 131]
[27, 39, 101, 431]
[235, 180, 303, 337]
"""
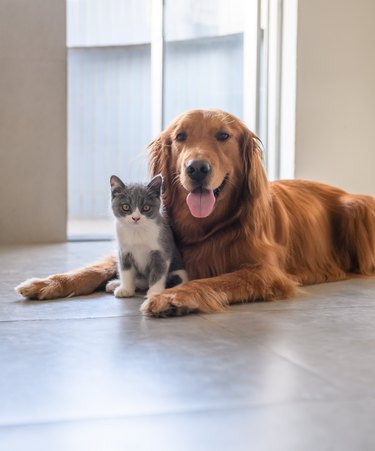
[279, 0, 297, 179]
[151, 0, 164, 138]
[266, 0, 283, 180]
[243, 0, 261, 133]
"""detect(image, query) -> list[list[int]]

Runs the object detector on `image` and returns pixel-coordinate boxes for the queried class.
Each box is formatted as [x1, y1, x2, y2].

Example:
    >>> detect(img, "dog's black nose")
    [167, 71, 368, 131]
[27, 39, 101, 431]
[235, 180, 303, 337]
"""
[186, 159, 211, 183]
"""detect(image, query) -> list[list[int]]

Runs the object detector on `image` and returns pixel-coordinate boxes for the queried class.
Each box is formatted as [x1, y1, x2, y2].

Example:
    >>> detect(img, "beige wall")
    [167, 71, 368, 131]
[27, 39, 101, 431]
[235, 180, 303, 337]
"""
[0, 0, 67, 244]
[295, 0, 375, 195]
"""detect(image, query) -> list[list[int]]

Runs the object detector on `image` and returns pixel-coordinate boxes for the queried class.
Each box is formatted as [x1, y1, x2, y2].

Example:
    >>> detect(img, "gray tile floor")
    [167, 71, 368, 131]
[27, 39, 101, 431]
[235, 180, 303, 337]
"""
[1, 242, 375, 451]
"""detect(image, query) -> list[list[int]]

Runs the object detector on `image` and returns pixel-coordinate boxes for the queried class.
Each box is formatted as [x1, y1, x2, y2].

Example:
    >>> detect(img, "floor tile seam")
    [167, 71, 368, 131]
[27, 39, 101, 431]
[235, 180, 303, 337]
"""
[0, 404, 252, 429]
[197, 314, 245, 336]
[1, 302, 374, 325]
[202, 302, 375, 316]
[243, 338, 359, 397]
[261, 345, 361, 396]
[232, 304, 375, 313]
[199, 313, 375, 365]
[3, 295, 375, 314]
[0, 314, 143, 324]
[199, 315, 360, 395]
[0, 398, 346, 430]
[2, 394, 374, 430]
[197, 305, 375, 337]
[0, 310, 215, 324]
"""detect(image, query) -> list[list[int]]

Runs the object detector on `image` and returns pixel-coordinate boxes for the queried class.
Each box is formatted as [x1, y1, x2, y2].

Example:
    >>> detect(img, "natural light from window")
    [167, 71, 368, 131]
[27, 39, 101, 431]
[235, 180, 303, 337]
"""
[66, 0, 296, 239]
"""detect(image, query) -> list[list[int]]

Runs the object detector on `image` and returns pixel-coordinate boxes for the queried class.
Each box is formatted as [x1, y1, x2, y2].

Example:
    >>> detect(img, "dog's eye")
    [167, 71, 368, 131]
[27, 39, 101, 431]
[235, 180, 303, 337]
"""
[176, 132, 187, 142]
[216, 132, 230, 142]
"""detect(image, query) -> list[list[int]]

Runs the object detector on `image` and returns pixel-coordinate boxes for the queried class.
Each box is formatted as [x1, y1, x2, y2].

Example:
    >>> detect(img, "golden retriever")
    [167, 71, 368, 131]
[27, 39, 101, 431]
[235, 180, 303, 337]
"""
[16, 109, 375, 316]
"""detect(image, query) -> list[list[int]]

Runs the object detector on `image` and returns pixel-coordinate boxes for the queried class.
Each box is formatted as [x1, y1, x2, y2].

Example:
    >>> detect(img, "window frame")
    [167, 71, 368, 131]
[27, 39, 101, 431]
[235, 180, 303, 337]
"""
[150, 0, 297, 180]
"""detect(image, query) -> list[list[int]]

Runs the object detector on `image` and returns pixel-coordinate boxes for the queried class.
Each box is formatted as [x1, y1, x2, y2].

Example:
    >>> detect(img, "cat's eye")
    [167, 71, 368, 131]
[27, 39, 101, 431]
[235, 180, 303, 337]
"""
[176, 132, 187, 142]
[216, 132, 230, 142]
[143, 205, 150, 212]
[122, 204, 130, 211]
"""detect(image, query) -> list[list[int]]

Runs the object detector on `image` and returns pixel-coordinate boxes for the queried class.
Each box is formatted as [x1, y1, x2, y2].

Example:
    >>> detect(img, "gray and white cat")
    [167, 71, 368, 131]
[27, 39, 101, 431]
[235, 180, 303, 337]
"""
[106, 174, 188, 298]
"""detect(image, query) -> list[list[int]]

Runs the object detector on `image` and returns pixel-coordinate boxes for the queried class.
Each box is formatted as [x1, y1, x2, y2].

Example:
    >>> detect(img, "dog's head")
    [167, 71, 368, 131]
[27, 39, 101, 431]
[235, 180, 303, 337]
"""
[149, 109, 269, 223]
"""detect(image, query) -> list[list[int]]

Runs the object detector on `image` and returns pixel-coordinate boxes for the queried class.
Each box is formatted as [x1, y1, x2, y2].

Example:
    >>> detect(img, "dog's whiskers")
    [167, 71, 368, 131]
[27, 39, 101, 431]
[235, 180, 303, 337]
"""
[171, 173, 181, 188]
[225, 178, 237, 189]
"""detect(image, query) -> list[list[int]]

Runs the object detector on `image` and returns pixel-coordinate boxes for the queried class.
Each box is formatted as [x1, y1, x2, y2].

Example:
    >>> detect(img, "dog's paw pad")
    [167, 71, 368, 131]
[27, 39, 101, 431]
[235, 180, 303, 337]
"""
[141, 294, 192, 317]
[15, 278, 52, 300]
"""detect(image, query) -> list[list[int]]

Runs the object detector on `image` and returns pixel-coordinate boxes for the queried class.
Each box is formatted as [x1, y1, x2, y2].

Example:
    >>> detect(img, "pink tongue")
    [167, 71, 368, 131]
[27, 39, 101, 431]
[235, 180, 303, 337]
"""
[186, 188, 216, 218]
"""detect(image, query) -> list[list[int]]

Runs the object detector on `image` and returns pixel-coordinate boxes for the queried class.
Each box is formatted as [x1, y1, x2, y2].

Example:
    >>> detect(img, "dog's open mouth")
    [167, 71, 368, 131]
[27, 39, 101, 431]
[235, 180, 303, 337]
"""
[186, 176, 228, 218]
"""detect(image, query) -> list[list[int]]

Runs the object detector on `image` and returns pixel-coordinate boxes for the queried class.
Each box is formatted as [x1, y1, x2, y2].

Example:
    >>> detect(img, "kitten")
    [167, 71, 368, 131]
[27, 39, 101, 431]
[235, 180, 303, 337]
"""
[106, 174, 188, 298]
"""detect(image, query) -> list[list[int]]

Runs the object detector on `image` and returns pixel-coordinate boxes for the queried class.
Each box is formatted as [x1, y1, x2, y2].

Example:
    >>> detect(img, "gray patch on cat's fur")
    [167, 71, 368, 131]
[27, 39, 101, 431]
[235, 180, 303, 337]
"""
[169, 245, 184, 273]
[148, 250, 167, 285]
[166, 274, 183, 288]
[120, 252, 134, 271]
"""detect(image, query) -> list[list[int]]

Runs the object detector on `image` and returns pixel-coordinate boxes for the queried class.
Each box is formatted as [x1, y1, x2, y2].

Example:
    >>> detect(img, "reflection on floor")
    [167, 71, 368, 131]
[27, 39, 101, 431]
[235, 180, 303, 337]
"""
[1, 241, 375, 451]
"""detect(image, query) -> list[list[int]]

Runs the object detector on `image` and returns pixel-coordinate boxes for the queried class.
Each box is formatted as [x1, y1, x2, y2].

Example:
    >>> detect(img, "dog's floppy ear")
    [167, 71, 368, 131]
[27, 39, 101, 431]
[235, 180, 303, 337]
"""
[148, 136, 163, 177]
[240, 128, 269, 201]
[148, 133, 172, 178]
[147, 132, 176, 208]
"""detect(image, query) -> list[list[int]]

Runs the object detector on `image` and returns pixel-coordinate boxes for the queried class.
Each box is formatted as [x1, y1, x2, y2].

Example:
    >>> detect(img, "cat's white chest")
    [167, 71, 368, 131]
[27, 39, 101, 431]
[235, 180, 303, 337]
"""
[115, 219, 161, 272]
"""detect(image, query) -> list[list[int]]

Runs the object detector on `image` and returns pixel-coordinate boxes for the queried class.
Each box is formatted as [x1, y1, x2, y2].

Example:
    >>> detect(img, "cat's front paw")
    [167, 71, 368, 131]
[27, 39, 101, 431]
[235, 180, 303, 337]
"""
[114, 286, 135, 298]
[146, 285, 164, 297]
[105, 279, 120, 293]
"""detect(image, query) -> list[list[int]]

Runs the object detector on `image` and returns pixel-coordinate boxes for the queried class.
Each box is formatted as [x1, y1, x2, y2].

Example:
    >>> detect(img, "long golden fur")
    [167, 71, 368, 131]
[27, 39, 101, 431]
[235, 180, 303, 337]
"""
[16, 109, 375, 316]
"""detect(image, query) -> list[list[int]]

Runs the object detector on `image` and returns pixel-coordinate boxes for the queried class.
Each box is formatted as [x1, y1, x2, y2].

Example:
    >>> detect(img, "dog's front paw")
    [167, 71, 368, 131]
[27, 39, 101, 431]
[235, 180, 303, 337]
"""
[15, 277, 71, 300]
[114, 286, 135, 298]
[140, 291, 196, 317]
[105, 279, 120, 293]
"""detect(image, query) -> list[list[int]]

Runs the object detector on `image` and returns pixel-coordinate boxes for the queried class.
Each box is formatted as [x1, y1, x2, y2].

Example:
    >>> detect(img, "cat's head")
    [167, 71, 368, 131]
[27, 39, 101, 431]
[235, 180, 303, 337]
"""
[110, 175, 163, 225]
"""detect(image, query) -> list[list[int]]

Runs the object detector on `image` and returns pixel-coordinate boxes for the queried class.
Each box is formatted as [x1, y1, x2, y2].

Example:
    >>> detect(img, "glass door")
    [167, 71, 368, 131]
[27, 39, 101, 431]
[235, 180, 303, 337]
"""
[66, 0, 289, 239]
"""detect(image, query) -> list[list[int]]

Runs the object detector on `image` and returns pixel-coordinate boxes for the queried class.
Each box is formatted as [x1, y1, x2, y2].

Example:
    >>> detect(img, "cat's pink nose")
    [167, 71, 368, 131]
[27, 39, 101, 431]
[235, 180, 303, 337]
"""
[132, 216, 141, 223]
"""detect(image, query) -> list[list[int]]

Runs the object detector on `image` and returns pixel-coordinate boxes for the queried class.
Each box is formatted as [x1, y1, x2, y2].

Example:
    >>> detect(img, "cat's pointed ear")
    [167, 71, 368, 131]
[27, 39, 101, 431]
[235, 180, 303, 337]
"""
[147, 174, 163, 197]
[110, 175, 126, 197]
